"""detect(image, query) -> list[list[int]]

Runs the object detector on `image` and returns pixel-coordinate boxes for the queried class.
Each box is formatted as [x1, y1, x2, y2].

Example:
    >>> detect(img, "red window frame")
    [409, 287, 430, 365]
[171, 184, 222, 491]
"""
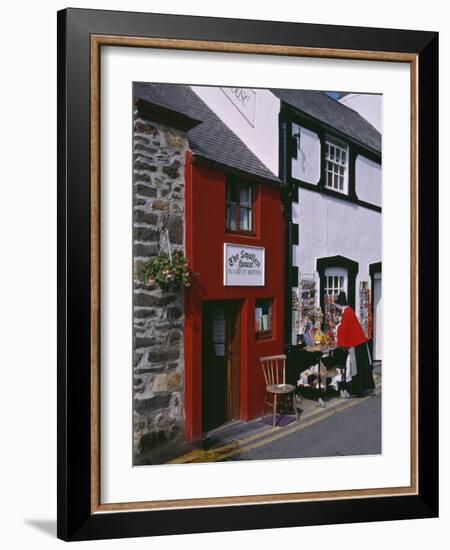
[225, 178, 256, 235]
[255, 299, 273, 340]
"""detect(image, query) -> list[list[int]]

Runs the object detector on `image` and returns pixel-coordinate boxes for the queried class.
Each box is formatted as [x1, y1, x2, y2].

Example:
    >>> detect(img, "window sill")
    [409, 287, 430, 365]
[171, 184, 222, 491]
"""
[324, 185, 349, 196]
[255, 331, 273, 341]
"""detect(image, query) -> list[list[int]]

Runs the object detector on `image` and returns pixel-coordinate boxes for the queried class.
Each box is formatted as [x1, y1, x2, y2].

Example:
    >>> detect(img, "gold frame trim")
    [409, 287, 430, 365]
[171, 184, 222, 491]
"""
[90, 35, 419, 514]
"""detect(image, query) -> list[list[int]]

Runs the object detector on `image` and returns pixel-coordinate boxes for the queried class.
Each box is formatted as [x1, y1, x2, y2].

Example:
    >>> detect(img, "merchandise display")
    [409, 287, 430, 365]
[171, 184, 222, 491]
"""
[359, 281, 373, 339]
[298, 274, 317, 333]
[297, 363, 343, 391]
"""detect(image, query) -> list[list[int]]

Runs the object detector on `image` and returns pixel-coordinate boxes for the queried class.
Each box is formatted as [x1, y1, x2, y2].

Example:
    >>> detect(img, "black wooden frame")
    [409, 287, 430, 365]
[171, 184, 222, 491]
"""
[57, 8, 438, 541]
[316, 255, 359, 311]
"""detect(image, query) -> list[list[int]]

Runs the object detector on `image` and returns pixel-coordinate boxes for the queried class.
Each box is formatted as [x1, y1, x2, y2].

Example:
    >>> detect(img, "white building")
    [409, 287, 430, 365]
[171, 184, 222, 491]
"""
[191, 85, 383, 361]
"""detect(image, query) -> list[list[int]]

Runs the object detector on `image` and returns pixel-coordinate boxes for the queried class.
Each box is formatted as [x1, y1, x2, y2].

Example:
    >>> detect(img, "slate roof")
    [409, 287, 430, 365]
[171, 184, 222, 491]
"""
[271, 88, 381, 154]
[133, 82, 280, 185]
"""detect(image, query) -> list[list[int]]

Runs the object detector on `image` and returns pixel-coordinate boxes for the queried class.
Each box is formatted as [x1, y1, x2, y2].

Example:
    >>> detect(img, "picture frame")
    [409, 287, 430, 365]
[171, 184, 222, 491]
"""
[57, 7, 438, 541]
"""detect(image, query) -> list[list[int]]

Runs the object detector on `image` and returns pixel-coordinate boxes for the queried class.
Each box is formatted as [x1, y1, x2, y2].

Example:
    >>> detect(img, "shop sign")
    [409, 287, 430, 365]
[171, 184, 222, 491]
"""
[220, 87, 257, 126]
[224, 243, 265, 286]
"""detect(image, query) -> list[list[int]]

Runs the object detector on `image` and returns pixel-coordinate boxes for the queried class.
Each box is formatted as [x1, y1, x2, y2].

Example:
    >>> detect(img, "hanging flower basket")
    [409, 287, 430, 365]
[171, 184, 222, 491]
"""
[139, 250, 196, 291]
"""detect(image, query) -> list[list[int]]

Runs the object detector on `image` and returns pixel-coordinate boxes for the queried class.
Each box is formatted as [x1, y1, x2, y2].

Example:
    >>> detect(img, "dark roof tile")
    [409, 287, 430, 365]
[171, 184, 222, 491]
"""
[271, 88, 381, 154]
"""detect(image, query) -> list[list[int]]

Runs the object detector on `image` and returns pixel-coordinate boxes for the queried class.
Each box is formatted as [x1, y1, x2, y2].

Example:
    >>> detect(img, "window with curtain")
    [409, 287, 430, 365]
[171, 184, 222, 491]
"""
[226, 179, 255, 234]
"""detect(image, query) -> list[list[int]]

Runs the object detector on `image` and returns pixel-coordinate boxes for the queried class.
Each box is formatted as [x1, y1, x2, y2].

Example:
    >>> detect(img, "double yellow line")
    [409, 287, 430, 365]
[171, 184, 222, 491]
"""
[169, 379, 381, 464]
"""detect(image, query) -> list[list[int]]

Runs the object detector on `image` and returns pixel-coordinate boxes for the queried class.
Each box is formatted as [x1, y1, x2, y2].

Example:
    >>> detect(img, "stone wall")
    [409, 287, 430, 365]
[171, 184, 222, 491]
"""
[132, 105, 188, 463]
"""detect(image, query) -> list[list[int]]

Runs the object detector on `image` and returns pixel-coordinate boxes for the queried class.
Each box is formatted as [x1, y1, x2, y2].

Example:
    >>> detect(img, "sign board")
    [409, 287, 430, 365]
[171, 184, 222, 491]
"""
[220, 87, 257, 127]
[224, 243, 265, 286]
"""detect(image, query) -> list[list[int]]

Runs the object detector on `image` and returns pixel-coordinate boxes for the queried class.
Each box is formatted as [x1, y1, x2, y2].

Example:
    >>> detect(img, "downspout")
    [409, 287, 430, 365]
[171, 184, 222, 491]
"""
[279, 111, 295, 357]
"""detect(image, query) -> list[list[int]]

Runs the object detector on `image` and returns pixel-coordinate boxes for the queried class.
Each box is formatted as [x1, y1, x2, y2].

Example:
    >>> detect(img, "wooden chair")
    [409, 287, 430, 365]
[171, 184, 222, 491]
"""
[260, 354, 300, 427]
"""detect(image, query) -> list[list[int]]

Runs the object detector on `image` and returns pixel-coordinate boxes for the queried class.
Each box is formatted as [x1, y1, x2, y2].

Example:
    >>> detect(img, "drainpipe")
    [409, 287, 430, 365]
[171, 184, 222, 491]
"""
[279, 114, 295, 358]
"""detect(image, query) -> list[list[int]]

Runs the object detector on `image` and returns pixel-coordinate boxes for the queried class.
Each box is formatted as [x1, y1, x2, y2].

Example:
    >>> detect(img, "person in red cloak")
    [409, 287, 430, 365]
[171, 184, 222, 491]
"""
[335, 291, 375, 396]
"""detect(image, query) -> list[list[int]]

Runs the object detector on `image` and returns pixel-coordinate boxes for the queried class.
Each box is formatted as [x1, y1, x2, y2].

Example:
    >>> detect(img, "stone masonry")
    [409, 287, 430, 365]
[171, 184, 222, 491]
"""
[133, 103, 188, 463]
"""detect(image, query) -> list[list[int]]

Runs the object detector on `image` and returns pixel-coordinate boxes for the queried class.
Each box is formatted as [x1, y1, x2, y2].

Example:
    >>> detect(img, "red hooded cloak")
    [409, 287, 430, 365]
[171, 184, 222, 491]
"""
[336, 306, 367, 348]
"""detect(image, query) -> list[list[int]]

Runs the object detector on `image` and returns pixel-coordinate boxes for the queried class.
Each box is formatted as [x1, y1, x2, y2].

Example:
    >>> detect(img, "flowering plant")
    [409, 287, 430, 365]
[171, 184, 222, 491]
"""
[139, 251, 196, 291]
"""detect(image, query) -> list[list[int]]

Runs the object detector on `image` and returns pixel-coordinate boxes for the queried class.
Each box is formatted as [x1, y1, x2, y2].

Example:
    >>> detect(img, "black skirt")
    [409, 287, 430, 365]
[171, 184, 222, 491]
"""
[348, 342, 375, 395]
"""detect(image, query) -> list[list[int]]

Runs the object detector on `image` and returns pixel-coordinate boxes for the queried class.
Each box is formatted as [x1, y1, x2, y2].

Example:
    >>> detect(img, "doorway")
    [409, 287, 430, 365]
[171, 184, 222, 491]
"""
[202, 301, 241, 434]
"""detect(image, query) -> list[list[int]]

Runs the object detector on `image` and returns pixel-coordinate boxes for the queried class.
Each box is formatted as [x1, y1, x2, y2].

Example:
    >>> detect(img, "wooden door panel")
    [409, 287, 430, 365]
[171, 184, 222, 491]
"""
[226, 303, 240, 421]
[202, 301, 241, 434]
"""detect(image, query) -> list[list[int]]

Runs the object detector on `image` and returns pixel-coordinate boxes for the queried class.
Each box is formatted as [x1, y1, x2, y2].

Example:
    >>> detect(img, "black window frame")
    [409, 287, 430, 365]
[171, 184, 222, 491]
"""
[316, 255, 359, 312]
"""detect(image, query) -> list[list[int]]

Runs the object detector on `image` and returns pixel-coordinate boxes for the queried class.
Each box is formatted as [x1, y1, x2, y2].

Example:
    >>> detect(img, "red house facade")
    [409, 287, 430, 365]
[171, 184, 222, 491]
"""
[184, 152, 285, 441]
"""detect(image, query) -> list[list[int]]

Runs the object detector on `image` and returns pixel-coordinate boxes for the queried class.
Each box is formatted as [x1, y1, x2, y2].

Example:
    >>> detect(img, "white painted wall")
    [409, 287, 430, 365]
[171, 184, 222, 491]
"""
[292, 187, 382, 315]
[339, 93, 382, 133]
[291, 123, 321, 184]
[356, 155, 382, 207]
[191, 85, 281, 175]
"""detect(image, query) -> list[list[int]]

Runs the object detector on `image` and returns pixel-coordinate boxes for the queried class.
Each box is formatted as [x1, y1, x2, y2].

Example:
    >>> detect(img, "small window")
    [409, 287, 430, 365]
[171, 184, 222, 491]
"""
[255, 299, 272, 339]
[226, 179, 255, 234]
[324, 273, 347, 298]
[323, 267, 348, 329]
[325, 139, 349, 194]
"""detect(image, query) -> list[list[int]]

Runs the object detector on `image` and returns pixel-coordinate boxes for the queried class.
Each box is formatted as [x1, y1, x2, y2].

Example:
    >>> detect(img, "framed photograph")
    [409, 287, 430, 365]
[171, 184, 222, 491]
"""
[57, 8, 438, 541]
